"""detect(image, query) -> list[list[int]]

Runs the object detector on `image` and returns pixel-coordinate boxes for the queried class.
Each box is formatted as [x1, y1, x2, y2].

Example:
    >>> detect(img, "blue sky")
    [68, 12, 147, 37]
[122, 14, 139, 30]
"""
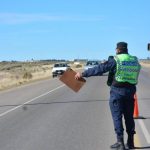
[0, 0, 150, 61]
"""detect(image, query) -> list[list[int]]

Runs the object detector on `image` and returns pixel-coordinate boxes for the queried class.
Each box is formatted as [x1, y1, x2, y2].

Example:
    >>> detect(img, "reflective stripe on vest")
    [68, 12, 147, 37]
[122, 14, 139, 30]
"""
[114, 54, 141, 84]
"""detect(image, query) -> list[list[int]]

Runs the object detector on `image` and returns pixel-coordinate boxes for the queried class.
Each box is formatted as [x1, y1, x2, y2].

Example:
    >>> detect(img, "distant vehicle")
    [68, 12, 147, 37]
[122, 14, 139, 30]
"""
[52, 63, 70, 78]
[84, 60, 104, 75]
[84, 60, 99, 70]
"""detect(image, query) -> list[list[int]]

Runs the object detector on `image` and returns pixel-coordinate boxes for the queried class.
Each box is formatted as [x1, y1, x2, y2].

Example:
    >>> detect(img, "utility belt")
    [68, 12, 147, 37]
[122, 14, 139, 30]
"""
[112, 80, 136, 88]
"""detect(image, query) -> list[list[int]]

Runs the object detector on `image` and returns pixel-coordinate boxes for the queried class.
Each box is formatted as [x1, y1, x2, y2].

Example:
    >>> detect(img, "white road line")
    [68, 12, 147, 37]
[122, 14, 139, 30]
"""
[0, 84, 65, 117]
[138, 119, 150, 144]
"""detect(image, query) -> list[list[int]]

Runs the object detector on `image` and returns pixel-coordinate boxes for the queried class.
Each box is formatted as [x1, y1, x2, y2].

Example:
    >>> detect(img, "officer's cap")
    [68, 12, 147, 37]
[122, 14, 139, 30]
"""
[116, 42, 128, 50]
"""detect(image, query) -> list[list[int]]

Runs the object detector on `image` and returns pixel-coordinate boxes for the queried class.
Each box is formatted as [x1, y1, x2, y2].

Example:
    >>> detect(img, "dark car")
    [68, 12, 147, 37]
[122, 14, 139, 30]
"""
[84, 60, 99, 70]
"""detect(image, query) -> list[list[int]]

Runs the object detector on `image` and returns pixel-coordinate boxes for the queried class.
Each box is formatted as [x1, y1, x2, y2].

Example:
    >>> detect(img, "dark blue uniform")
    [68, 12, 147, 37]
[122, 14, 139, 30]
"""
[82, 57, 136, 140]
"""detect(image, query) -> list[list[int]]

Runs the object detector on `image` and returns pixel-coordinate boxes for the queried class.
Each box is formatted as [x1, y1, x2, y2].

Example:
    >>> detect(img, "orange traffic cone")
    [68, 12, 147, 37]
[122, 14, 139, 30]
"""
[133, 93, 140, 119]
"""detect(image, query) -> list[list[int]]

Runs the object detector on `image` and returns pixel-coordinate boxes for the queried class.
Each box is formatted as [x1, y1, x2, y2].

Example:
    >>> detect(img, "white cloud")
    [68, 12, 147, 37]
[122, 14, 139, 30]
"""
[0, 13, 103, 24]
[0, 13, 64, 24]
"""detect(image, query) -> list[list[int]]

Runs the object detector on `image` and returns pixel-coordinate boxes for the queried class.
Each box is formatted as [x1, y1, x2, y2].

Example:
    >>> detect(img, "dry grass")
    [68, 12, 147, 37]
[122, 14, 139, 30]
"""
[0, 61, 83, 91]
[140, 62, 150, 68]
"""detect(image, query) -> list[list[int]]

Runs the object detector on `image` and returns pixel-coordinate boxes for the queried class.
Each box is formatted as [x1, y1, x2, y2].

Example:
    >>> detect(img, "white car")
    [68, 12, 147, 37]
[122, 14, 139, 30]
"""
[52, 63, 70, 77]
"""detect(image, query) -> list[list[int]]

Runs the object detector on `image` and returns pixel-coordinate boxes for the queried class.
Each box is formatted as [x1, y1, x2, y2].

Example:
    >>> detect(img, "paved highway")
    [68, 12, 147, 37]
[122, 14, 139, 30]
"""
[0, 68, 150, 150]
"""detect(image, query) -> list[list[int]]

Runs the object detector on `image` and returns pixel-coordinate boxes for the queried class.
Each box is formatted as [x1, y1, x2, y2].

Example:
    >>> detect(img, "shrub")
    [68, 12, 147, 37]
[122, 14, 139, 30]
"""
[75, 64, 82, 68]
[23, 72, 32, 79]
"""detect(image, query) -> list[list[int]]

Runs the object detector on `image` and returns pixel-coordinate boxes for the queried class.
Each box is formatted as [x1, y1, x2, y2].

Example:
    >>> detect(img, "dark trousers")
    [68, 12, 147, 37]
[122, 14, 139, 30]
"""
[109, 86, 136, 139]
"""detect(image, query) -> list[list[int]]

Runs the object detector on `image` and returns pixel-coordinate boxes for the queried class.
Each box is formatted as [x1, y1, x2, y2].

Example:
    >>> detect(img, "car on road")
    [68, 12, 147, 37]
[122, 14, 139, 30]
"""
[84, 60, 99, 70]
[84, 60, 104, 75]
[52, 63, 70, 77]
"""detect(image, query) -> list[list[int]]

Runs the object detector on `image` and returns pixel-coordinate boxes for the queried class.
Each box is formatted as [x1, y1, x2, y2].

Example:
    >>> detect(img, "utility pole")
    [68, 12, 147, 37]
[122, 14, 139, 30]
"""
[148, 43, 150, 51]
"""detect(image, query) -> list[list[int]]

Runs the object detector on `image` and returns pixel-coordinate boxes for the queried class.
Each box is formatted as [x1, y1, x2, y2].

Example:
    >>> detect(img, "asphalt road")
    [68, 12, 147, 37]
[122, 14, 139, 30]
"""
[0, 68, 150, 150]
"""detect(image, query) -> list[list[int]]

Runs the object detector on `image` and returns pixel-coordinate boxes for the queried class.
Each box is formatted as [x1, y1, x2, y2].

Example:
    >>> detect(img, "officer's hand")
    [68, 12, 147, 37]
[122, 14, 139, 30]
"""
[75, 72, 82, 80]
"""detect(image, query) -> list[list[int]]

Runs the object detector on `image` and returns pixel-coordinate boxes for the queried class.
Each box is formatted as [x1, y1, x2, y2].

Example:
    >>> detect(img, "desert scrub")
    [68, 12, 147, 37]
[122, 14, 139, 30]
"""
[23, 72, 32, 79]
[75, 64, 82, 68]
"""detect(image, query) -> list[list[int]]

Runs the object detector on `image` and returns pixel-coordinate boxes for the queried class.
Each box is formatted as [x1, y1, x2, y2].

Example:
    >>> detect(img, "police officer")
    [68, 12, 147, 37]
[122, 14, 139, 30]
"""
[75, 42, 141, 150]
